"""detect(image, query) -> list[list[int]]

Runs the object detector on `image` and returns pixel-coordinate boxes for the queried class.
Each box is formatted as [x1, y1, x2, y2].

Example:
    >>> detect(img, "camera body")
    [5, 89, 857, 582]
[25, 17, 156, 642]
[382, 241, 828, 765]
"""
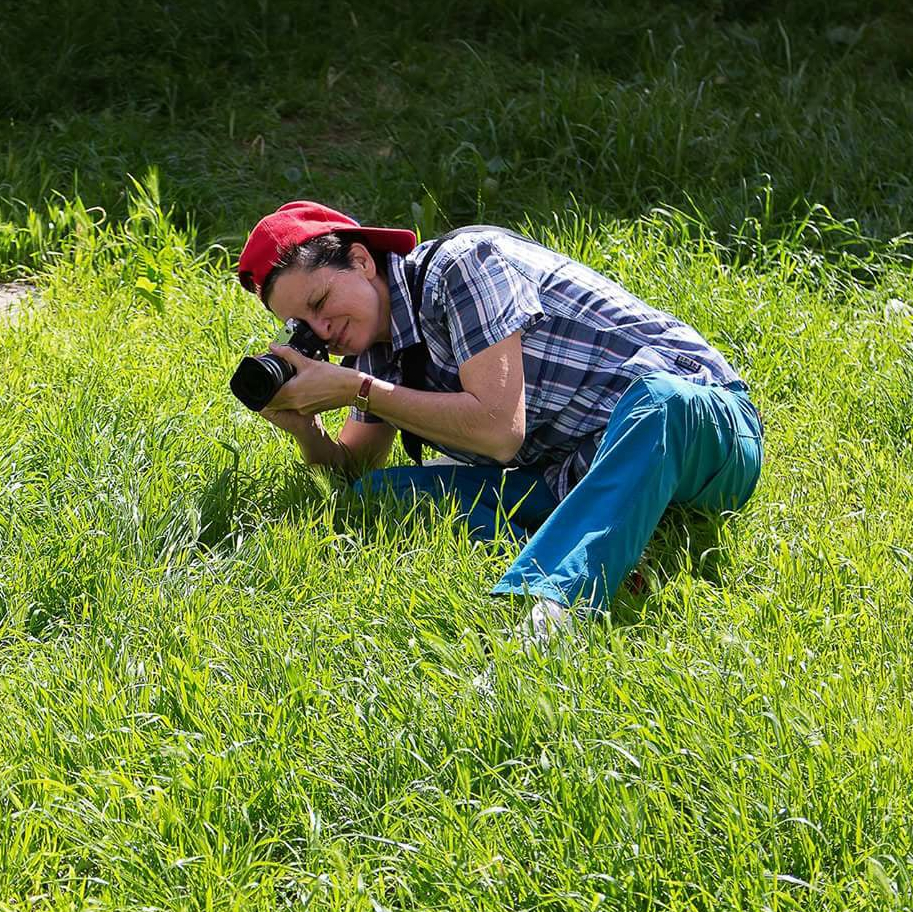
[230, 318, 329, 411]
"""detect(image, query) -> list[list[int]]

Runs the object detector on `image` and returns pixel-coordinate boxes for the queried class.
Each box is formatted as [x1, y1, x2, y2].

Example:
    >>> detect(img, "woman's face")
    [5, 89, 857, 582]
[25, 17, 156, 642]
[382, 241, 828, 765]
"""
[266, 244, 392, 357]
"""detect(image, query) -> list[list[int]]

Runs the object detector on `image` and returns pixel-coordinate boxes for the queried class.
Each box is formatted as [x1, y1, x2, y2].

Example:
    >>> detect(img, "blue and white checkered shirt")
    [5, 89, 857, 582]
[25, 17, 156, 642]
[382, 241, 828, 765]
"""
[345, 229, 742, 500]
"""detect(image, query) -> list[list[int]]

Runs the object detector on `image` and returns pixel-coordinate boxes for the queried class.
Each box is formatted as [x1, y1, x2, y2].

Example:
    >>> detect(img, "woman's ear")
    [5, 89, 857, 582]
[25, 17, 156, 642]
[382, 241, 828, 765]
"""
[349, 242, 376, 279]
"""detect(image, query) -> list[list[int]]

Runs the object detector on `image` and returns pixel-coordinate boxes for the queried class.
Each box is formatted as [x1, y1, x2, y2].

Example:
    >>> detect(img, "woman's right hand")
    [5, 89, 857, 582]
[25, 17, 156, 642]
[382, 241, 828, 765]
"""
[258, 406, 347, 469]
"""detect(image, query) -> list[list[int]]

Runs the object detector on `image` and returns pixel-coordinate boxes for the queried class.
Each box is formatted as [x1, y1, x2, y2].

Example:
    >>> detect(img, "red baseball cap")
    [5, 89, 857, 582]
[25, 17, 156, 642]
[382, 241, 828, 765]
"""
[238, 200, 417, 298]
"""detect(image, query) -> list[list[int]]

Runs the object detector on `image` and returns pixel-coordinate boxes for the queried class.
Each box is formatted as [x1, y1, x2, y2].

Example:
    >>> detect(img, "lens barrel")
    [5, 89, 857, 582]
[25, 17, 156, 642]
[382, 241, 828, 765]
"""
[230, 354, 295, 411]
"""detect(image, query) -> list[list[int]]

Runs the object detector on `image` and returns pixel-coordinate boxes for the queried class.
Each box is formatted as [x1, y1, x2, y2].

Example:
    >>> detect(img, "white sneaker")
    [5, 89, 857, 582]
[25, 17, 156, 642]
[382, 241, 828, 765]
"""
[472, 597, 577, 695]
[472, 664, 495, 696]
[516, 597, 575, 654]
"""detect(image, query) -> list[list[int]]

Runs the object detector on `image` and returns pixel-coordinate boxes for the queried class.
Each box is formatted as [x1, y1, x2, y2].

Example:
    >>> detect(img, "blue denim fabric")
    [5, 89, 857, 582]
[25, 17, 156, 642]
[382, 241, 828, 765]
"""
[352, 463, 557, 543]
[353, 371, 763, 610]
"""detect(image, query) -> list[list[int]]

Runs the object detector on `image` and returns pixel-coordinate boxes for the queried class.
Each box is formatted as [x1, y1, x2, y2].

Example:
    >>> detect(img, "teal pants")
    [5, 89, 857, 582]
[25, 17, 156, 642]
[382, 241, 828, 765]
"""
[353, 372, 763, 609]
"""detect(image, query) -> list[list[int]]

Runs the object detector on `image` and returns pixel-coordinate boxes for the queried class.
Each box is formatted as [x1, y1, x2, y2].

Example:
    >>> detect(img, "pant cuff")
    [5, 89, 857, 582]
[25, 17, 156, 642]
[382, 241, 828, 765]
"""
[490, 580, 570, 607]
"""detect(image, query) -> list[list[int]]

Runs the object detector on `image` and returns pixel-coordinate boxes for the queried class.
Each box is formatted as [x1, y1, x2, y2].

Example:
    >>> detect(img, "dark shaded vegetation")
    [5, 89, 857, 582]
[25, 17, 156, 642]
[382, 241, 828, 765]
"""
[1, 0, 911, 274]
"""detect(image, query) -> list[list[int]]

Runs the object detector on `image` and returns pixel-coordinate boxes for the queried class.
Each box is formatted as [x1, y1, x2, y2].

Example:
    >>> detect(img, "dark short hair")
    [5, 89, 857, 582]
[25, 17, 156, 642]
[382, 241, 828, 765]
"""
[261, 232, 386, 309]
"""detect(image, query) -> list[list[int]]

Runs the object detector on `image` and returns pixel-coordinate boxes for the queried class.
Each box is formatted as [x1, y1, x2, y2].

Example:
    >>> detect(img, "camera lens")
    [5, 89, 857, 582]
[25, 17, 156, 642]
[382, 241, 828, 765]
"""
[230, 354, 295, 411]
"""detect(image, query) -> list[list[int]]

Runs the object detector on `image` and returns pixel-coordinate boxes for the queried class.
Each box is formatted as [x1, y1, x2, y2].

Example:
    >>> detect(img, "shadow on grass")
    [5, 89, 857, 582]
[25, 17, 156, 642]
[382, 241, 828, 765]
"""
[189, 457, 750, 630]
[609, 503, 747, 626]
[190, 457, 454, 553]
[190, 459, 342, 552]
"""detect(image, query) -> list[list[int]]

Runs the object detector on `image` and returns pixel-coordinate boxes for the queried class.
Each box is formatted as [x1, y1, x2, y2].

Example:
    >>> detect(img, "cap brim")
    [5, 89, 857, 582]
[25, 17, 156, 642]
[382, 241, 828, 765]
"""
[337, 225, 416, 255]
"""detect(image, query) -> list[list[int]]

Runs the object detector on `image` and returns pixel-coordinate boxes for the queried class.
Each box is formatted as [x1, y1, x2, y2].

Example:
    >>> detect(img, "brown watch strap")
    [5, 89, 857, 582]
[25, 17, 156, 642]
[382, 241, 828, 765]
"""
[354, 376, 373, 412]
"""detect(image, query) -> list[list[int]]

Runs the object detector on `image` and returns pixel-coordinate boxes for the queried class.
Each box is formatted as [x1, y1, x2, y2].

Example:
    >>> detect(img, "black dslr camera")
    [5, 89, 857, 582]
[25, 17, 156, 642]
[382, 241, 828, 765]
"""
[230, 318, 329, 411]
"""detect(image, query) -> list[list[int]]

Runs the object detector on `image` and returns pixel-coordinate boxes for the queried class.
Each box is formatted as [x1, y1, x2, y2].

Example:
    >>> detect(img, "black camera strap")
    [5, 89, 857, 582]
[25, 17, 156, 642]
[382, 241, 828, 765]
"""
[399, 225, 531, 465]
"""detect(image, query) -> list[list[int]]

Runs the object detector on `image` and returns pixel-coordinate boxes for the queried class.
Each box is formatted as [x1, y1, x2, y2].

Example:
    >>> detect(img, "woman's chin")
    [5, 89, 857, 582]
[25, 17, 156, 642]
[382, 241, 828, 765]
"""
[342, 333, 369, 357]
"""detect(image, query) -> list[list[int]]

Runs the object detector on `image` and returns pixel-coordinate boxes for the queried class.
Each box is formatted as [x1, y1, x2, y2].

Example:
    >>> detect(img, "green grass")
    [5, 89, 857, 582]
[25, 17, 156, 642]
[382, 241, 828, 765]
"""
[2, 1, 913, 908]
[2, 1, 913, 277]
[1, 196, 912, 908]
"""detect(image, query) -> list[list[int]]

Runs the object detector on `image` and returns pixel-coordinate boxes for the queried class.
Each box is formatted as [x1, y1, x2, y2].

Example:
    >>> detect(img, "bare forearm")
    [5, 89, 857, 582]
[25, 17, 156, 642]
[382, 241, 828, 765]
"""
[286, 415, 353, 471]
[351, 373, 522, 462]
[262, 342, 526, 466]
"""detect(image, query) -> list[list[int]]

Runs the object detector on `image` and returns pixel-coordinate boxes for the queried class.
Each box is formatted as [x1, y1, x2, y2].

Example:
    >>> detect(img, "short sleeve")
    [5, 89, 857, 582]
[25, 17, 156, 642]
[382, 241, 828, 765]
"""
[440, 240, 544, 366]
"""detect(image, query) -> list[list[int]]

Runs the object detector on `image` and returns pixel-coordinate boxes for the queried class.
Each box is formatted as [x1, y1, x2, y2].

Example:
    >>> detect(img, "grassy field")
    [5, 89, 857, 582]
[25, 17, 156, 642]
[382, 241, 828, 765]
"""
[2, 2, 913, 909]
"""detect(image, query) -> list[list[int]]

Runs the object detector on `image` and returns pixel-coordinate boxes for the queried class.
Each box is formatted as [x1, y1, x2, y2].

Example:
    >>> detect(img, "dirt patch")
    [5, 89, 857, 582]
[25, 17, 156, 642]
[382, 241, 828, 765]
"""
[0, 282, 35, 323]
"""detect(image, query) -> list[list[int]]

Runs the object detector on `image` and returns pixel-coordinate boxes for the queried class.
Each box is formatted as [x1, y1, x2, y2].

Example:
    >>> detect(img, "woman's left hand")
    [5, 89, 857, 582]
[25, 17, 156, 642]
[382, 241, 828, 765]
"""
[264, 343, 356, 414]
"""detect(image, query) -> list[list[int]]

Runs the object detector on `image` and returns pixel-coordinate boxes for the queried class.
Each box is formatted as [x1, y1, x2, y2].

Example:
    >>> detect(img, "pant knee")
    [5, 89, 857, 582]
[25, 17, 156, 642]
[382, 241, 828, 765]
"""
[350, 468, 390, 497]
[354, 467, 433, 500]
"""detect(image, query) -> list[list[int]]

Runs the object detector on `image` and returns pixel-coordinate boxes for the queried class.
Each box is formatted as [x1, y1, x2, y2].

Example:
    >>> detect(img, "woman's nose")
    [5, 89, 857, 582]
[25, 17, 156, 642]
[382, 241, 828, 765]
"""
[308, 318, 333, 342]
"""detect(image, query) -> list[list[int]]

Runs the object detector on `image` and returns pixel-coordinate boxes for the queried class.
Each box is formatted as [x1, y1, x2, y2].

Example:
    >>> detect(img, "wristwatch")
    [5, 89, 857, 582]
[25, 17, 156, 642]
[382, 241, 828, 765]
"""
[354, 376, 374, 412]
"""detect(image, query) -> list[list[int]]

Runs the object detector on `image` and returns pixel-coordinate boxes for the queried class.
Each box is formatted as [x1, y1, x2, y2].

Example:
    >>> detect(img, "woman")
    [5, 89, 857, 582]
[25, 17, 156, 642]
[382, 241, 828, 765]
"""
[237, 200, 763, 646]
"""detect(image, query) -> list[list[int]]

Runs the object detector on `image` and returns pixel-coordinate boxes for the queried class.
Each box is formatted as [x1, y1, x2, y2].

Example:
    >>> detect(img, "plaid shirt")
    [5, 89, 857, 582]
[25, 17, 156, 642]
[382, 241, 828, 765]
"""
[345, 229, 742, 500]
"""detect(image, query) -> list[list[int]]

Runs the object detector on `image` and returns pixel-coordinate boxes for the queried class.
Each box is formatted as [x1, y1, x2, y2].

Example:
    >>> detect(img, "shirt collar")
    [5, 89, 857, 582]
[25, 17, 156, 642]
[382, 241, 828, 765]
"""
[386, 252, 423, 353]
